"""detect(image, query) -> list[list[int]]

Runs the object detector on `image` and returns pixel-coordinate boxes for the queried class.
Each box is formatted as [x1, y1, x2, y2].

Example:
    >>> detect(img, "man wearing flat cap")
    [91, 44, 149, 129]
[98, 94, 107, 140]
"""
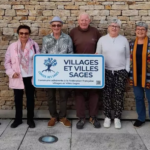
[41, 16, 73, 127]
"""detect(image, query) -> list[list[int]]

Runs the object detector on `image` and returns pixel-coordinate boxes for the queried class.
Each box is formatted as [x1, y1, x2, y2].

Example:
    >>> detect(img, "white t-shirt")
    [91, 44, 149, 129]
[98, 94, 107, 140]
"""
[96, 34, 130, 72]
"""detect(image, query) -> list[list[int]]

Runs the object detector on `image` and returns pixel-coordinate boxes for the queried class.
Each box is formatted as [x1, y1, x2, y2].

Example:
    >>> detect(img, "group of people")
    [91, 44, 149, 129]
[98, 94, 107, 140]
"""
[4, 12, 150, 130]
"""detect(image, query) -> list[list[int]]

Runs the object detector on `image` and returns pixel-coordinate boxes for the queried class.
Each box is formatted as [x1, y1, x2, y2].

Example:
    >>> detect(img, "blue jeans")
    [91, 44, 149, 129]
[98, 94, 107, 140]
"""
[133, 76, 150, 122]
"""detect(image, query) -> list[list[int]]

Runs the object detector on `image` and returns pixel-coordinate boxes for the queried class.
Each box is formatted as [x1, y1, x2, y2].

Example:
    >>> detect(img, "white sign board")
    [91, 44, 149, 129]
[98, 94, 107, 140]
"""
[33, 54, 105, 89]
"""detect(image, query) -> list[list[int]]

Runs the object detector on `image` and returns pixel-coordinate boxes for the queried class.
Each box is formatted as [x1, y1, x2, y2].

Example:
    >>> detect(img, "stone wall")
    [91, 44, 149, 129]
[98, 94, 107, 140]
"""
[0, 0, 149, 110]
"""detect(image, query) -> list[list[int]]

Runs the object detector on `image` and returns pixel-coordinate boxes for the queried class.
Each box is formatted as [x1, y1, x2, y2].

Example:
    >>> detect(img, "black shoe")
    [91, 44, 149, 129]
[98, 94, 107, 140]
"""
[89, 116, 101, 128]
[133, 120, 145, 127]
[27, 120, 35, 128]
[11, 120, 22, 128]
[76, 118, 85, 129]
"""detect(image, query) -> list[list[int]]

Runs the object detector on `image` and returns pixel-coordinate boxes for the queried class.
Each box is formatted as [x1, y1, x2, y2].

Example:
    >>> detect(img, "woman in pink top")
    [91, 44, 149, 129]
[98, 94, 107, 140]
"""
[4, 25, 40, 128]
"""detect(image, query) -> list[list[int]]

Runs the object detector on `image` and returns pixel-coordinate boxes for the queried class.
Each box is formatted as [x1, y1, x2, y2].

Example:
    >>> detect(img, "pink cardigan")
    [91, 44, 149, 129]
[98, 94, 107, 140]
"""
[4, 39, 40, 89]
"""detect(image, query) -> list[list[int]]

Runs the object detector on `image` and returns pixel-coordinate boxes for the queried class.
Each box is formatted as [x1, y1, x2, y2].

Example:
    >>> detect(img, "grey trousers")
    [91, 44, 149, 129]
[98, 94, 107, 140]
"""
[47, 89, 68, 119]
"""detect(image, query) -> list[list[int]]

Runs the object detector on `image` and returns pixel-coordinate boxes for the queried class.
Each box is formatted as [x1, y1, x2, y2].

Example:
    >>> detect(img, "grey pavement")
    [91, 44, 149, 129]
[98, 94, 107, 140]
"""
[0, 119, 150, 150]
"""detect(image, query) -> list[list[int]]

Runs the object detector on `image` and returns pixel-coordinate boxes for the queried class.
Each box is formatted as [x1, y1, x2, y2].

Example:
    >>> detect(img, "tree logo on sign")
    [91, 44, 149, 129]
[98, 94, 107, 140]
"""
[42, 58, 57, 73]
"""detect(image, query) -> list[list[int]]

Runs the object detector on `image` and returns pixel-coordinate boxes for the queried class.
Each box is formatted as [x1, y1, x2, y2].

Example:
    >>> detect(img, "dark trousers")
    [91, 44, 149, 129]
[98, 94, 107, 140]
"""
[14, 77, 35, 122]
[75, 89, 99, 118]
[47, 89, 68, 119]
[103, 69, 128, 119]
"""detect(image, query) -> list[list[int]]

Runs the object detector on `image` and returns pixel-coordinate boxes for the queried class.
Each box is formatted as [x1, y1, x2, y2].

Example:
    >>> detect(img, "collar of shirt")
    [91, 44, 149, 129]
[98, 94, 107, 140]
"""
[107, 33, 120, 43]
[78, 25, 90, 32]
[50, 32, 65, 39]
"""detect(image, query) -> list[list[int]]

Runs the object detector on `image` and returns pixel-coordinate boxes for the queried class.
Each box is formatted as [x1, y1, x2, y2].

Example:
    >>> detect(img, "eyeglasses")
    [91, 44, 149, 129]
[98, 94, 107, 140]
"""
[19, 32, 29, 35]
[51, 24, 62, 27]
[109, 25, 120, 29]
[136, 28, 146, 32]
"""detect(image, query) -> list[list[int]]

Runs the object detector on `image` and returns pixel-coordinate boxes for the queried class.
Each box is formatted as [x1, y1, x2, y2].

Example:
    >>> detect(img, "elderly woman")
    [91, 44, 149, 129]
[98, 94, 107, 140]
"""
[96, 19, 130, 129]
[4, 25, 40, 128]
[129, 22, 150, 127]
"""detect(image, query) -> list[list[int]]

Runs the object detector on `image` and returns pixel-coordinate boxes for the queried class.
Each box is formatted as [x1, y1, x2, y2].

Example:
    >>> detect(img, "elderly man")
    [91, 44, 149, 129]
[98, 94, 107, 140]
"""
[41, 16, 73, 127]
[70, 13, 101, 129]
[96, 19, 130, 129]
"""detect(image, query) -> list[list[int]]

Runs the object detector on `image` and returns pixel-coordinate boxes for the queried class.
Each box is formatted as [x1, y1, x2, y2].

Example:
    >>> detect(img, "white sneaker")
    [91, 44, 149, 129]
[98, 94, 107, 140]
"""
[103, 117, 111, 128]
[114, 118, 121, 129]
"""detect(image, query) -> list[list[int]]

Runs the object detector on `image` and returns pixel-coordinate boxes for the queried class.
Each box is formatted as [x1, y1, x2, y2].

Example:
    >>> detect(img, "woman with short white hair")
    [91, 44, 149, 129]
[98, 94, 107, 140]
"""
[96, 19, 130, 129]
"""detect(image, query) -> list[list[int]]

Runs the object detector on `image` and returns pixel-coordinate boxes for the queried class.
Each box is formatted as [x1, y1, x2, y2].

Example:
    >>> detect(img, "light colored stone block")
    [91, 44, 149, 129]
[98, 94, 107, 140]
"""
[8, 23, 20, 28]
[110, 10, 121, 16]
[5, 9, 16, 16]
[130, 4, 150, 10]
[25, 5, 35, 10]
[29, 10, 43, 16]
[130, 16, 141, 21]
[139, 10, 148, 16]
[43, 10, 53, 16]
[3, 28, 14, 35]
[13, 16, 28, 20]
[86, 10, 99, 16]
[16, 10, 29, 15]
[0, 5, 11, 9]
[28, 16, 36, 21]
[100, 10, 109, 16]
[45, 4, 57, 9]
[13, 5, 24, 9]
[122, 10, 138, 16]
[80, 5, 104, 10]
[58, 5, 64, 9]
[39, 28, 51, 36]
[53, 10, 70, 17]
[142, 16, 150, 21]
[75, 2, 86, 5]
[102, 2, 114, 5]
[35, 5, 45, 10]
[65, 5, 79, 9]
[112, 5, 128, 10]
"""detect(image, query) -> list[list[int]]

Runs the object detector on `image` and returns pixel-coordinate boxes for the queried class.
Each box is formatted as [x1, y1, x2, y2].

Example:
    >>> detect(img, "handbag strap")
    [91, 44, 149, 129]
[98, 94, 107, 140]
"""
[33, 44, 36, 54]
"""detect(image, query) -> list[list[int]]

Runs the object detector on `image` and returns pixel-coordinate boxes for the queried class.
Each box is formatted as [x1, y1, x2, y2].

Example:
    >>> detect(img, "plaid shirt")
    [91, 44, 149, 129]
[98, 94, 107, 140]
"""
[41, 32, 73, 54]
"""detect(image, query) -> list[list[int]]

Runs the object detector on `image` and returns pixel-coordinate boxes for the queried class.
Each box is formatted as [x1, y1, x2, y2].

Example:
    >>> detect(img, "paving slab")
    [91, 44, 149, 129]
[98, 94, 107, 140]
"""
[71, 120, 147, 150]
[134, 121, 150, 150]
[0, 120, 28, 150]
[19, 120, 71, 150]
[0, 119, 11, 136]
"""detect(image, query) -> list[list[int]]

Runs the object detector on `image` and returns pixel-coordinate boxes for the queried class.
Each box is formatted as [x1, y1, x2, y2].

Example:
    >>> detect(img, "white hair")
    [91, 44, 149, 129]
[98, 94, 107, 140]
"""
[78, 12, 91, 20]
[108, 18, 122, 27]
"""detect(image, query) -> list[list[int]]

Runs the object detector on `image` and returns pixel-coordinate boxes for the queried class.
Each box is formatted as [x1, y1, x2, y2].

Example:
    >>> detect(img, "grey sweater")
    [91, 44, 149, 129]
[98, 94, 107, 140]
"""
[96, 34, 130, 72]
